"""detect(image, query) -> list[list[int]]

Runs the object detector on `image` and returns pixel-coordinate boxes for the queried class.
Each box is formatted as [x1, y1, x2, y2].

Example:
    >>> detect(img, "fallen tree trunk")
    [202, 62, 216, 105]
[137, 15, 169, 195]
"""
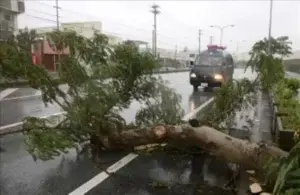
[104, 124, 288, 172]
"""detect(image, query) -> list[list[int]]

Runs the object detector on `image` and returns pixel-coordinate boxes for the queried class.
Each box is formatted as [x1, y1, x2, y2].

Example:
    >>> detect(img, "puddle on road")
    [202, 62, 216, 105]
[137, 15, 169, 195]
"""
[88, 151, 240, 195]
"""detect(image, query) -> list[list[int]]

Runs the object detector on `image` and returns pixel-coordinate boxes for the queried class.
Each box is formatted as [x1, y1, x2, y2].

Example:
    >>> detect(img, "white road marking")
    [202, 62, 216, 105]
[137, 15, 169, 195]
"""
[68, 97, 215, 195]
[0, 94, 42, 101]
[182, 97, 214, 121]
[0, 111, 67, 135]
[68, 153, 138, 195]
[0, 88, 18, 100]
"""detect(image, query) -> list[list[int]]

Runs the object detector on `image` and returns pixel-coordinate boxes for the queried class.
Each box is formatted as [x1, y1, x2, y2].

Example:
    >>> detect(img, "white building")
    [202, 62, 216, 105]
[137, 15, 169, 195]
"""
[0, 0, 25, 40]
[32, 21, 123, 46]
[106, 34, 123, 45]
[61, 21, 102, 38]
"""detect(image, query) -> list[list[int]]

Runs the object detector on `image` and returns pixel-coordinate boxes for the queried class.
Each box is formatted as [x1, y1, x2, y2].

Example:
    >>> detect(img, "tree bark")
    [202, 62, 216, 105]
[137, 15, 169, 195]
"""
[104, 124, 288, 172]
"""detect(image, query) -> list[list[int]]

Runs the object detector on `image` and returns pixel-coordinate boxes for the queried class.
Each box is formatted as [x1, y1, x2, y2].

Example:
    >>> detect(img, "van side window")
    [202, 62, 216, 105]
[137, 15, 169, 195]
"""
[225, 55, 234, 65]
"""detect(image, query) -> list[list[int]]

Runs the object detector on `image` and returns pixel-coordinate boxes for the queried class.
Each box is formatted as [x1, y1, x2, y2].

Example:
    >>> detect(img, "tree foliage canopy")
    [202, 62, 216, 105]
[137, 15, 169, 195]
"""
[1, 28, 299, 194]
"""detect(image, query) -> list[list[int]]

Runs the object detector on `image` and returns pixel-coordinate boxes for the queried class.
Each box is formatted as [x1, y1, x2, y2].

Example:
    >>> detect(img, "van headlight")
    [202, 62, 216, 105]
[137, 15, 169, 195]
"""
[214, 74, 223, 80]
[190, 73, 196, 78]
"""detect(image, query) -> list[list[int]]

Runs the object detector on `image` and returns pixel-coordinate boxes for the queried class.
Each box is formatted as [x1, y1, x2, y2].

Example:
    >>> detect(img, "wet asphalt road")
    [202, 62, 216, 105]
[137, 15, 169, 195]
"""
[0, 69, 256, 195]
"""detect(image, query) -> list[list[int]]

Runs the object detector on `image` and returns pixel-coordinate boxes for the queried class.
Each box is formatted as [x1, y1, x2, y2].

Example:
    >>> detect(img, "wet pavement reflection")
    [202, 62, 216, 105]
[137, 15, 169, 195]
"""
[87, 152, 234, 195]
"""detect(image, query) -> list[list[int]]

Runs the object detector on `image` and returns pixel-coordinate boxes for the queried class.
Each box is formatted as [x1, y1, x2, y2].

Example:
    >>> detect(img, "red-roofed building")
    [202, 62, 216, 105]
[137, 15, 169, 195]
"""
[31, 36, 70, 72]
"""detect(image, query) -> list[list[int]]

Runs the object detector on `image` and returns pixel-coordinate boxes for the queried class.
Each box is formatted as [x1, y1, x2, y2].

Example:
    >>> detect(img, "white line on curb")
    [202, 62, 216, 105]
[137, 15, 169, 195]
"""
[68, 97, 215, 195]
[0, 88, 18, 100]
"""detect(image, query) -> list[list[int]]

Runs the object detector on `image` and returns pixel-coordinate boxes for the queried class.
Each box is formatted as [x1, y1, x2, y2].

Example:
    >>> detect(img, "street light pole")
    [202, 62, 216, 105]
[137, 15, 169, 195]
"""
[210, 24, 235, 46]
[150, 4, 160, 58]
[267, 0, 274, 55]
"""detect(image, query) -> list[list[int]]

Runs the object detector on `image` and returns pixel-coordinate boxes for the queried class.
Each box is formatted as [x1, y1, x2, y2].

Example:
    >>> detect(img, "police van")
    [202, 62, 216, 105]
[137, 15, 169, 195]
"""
[189, 45, 234, 91]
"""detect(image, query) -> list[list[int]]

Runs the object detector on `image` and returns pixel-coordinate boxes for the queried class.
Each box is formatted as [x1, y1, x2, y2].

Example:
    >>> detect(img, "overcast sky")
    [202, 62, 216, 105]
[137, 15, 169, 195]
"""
[19, 1, 300, 54]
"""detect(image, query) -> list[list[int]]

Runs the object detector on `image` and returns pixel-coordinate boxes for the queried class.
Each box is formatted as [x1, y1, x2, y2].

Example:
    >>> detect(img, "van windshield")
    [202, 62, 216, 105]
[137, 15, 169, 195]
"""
[194, 51, 223, 66]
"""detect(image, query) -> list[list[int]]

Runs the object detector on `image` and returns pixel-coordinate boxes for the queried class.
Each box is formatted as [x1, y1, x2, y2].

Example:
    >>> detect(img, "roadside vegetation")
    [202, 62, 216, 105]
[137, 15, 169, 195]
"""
[273, 78, 300, 131]
[1, 28, 300, 194]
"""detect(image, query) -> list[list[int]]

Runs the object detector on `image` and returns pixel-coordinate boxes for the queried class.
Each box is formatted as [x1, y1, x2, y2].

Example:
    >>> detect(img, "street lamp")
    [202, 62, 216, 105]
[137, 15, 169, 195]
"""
[210, 24, 235, 46]
[267, 0, 274, 55]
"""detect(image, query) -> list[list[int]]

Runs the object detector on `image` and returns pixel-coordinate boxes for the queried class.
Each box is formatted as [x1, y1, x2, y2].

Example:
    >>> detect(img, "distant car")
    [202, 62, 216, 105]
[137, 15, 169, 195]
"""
[189, 45, 234, 91]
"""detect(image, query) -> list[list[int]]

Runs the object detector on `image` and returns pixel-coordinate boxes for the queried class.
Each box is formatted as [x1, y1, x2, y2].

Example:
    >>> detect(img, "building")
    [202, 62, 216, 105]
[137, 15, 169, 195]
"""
[30, 21, 125, 72]
[61, 21, 102, 38]
[32, 21, 123, 46]
[0, 0, 25, 40]
[106, 34, 123, 45]
[31, 35, 70, 72]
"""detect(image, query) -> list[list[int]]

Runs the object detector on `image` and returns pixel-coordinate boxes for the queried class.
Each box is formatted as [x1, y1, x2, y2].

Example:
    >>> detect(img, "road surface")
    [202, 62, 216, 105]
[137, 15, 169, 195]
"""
[0, 69, 256, 195]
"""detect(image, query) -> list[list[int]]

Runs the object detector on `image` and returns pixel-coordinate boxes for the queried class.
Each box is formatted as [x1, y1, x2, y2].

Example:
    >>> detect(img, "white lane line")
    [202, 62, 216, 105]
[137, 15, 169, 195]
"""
[68, 97, 215, 195]
[0, 111, 67, 135]
[0, 94, 42, 101]
[68, 153, 138, 195]
[0, 88, 18, 100]
[182, 97, 214, 121]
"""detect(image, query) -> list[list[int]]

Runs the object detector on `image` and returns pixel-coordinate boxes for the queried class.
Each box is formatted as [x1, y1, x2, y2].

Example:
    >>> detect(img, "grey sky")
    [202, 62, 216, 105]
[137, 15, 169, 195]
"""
[19, 1, 300, 54]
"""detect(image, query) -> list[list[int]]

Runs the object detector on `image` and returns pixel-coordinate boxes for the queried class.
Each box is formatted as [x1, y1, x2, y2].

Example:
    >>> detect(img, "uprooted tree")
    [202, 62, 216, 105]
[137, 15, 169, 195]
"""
[1, 28, 299, 194]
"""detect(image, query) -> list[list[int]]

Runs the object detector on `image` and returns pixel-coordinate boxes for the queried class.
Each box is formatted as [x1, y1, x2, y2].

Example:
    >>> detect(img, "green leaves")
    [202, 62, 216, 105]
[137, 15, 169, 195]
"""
[249, 36, 292, 57]
[272, 143, 300, 195]
[23, 117, 76, 161]
[135, 79, 184, 127]
[1, 28, 184, 160]
[200, 78, 256, 130]
[274, 78, 300, 132]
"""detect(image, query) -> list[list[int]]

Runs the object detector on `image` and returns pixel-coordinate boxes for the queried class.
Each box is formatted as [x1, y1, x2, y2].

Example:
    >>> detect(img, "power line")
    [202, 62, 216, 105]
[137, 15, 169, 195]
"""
[32, 1, 150, 33]
[29, 1, 195, 48]
[24, 14, 57, 23]
[27, 9, 57, 17]
[23, 7, 194, 49]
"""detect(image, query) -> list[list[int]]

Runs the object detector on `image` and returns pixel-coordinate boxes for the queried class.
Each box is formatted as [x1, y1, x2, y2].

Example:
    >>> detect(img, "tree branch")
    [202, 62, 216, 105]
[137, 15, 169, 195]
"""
[103, 124, 288, 172]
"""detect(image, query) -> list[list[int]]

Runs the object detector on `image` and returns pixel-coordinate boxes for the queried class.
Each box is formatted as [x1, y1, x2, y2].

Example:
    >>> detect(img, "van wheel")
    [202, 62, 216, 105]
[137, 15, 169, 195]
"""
[193, 85, 198, 91]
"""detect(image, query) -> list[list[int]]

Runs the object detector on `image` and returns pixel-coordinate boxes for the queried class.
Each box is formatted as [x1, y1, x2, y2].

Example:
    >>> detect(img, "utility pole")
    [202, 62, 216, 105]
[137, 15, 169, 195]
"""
[53, 0, 61, 72]
[174, 45, 177, 60]
[209, 36, 213, 44]
[267, 0, 274, 55]
[54, 0, 60, 30]
[198, 29, 202, 54]
[151, 4, 160, 58]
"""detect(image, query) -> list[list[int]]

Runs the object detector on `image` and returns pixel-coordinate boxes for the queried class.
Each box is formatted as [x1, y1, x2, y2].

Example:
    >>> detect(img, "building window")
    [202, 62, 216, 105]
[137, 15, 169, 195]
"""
[18, 1, 25, 13]
[4, 13, 11, 21]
